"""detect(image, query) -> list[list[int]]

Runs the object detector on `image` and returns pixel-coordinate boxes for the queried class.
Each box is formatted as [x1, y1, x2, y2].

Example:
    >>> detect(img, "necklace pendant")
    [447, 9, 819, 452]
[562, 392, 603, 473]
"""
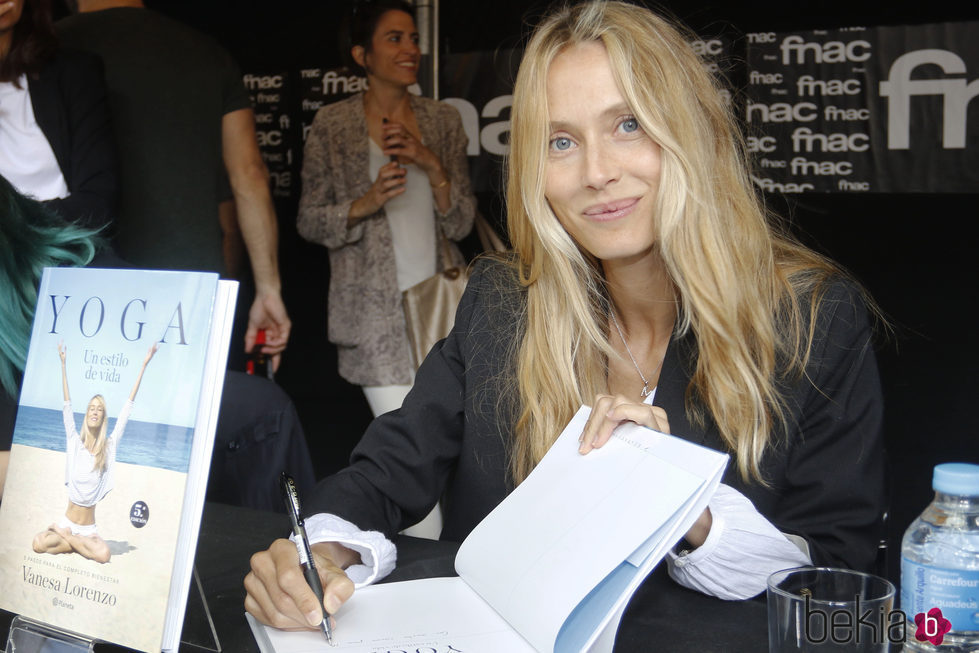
[640, 384, 651, 399]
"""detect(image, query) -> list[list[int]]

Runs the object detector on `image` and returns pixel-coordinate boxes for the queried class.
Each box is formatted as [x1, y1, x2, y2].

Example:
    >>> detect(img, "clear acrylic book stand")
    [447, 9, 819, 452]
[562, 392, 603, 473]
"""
[4, 566, 220, 652]
[5, 616, 94, 652]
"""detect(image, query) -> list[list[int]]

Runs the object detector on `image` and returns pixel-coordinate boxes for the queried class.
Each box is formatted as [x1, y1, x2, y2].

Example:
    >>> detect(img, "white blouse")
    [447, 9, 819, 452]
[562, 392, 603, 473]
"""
[367, 139, 436, 293]
[0, 76, 69, 201]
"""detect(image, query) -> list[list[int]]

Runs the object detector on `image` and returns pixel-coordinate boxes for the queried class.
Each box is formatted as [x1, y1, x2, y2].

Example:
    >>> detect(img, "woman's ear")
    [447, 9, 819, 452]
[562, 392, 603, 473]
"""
[351, 45, 367, 69]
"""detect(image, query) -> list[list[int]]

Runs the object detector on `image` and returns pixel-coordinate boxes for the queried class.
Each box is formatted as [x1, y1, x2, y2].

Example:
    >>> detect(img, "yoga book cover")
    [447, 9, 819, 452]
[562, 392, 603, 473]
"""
[0, 267, 236, 653]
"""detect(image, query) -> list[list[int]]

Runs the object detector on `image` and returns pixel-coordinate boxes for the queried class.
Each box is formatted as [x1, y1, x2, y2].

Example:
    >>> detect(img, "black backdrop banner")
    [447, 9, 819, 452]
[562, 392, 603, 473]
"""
[245, 21, 977, 198]
[244, 71, 298, 200]
[745, 21, 979, 193]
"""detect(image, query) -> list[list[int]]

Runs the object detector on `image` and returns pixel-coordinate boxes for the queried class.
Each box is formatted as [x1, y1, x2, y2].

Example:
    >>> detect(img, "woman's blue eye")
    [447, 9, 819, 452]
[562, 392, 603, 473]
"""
[621, 117, 640, 133]
[551, 137, 573, 151]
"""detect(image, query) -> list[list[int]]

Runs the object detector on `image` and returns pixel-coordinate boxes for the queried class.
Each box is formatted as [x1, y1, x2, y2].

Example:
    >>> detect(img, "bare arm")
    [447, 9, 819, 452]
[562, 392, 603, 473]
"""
[221, 108, 291, 368]
[58, 341, 70, 402]
[218, 198, 247, 280]
[128, 343, 158, 402]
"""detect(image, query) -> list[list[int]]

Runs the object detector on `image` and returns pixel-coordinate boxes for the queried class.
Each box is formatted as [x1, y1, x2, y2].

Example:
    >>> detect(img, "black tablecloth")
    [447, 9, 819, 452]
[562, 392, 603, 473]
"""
[2, 502, 770, 652]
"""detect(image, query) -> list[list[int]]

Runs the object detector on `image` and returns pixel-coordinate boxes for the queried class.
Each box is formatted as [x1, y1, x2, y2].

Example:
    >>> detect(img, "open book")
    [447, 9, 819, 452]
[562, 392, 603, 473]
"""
[248, 405, 728, 652]
[0, 267, 237, 653]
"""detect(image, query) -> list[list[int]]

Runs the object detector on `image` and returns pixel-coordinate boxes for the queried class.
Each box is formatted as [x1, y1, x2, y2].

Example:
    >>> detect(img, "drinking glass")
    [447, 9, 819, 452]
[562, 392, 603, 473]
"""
[767, 566, 899, 652]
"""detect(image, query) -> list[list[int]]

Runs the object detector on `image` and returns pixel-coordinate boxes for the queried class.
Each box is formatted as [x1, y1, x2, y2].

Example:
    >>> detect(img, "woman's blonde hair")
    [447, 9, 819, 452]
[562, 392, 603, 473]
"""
[506, 0, 841, 484]
[81, 395, 110, 474]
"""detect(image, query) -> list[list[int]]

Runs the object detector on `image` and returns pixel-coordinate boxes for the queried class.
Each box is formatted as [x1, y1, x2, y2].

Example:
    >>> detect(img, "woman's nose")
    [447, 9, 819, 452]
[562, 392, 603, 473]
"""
[583, 142, 619, 190]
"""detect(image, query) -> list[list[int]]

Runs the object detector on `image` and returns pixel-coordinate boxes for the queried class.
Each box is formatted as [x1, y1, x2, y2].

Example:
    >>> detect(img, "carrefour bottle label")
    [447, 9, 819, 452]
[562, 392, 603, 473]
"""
[901, 557, 979, 632]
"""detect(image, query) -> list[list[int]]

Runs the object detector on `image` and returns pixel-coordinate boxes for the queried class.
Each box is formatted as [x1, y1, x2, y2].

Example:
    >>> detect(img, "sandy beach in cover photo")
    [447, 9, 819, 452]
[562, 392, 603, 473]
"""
[0, 444, 188, 652]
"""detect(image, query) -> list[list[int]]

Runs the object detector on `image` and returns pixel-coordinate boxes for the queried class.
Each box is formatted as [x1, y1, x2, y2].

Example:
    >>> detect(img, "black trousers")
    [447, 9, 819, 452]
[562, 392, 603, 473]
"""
[207, 371, 316, 513]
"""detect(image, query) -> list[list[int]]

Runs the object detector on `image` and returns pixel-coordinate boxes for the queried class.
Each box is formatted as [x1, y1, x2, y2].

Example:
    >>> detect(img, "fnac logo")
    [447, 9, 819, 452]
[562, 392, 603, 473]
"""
[879, 49, 979, 150]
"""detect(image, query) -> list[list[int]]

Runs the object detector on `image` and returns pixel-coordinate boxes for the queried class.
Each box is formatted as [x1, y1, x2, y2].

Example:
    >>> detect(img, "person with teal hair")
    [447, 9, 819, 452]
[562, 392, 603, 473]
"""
[0, 172, 106, 499]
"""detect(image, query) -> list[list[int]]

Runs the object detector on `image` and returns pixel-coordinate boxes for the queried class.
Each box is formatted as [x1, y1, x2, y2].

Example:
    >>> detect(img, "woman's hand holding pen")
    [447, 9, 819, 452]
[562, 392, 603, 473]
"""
[245, 538, 357, 630]
[578, 395, 713, 548]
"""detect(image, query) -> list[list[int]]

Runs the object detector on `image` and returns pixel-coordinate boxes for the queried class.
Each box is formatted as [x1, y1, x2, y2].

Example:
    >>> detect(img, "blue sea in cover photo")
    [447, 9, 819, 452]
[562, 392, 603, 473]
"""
[13, 406, 193, 473]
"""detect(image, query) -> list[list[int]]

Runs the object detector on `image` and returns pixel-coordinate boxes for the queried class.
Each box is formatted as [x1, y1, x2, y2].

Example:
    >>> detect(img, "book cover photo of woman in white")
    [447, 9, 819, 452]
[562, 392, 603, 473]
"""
[31, 340, 158, 563]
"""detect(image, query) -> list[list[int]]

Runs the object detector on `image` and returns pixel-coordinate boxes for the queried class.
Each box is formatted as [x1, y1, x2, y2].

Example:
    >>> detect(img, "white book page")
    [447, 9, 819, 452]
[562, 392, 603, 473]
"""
[455, 405, 728, 653]
[164, 279, 238, 651]
[245, 406, 728, 653]
[247, 577, 535, 653]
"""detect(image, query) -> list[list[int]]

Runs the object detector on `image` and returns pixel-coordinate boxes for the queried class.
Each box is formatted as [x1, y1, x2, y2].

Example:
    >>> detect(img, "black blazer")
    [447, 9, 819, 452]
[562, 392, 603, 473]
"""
[26, 49, 117, 228]
[307, 259, 886, 573]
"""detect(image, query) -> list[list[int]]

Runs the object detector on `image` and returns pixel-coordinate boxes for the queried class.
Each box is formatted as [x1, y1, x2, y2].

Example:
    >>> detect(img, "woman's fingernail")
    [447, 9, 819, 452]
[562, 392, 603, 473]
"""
[306, 609, 322, 626]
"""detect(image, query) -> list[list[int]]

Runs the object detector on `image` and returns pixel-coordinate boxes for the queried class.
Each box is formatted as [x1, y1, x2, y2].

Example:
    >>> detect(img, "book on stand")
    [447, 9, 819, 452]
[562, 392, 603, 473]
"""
[248, 405, 729, 653]
[0, 267, 237, 653]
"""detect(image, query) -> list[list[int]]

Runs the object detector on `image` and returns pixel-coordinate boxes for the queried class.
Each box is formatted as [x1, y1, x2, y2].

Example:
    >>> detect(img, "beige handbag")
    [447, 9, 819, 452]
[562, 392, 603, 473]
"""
[402, 215, 506, 369]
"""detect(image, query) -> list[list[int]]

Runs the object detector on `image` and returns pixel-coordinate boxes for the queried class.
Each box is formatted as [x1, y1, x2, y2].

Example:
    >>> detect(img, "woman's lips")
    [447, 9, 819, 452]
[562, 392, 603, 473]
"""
[583, 197, 639, 221]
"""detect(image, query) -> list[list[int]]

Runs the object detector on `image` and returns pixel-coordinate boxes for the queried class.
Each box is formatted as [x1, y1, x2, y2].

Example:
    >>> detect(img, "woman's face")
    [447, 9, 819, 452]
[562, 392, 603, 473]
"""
[86, 398, 105, 429]
[543, 42, 663, 266]
[361, 10, 420, 87]
[0, 0, 25, 35]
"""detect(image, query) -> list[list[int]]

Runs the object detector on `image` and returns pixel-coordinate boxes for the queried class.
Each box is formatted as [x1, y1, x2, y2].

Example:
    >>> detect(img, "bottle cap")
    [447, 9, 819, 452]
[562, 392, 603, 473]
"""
[933, 463, 979, 495]
[255, 329, 266, 345]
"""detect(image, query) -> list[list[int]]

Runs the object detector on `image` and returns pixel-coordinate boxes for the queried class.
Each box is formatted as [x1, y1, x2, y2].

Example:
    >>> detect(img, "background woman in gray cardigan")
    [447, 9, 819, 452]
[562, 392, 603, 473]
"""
[297, 0, 476, 418]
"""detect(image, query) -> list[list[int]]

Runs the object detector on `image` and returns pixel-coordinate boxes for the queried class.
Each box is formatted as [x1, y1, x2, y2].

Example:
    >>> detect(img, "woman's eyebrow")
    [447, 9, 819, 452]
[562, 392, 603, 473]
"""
[548, 103, 633, 132]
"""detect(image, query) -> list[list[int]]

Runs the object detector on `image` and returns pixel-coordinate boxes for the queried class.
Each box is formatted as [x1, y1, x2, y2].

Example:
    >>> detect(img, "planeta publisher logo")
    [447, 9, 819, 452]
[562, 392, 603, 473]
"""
[914, 608, 952, 646]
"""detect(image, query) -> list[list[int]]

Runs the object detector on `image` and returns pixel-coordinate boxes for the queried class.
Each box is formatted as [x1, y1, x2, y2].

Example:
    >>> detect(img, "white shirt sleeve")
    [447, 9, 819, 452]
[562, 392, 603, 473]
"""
[297, 513, 397, 588]
[665, 483, 811, 600]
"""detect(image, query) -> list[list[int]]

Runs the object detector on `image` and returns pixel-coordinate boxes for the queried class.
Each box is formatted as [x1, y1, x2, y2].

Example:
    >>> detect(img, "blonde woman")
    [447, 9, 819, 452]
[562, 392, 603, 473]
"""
[245, 0, 884, 628]
[32, 340, 157, 562]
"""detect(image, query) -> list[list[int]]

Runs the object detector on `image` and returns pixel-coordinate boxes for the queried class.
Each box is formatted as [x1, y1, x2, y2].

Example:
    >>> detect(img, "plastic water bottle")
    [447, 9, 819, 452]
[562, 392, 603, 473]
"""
[901, 463, 979, 652]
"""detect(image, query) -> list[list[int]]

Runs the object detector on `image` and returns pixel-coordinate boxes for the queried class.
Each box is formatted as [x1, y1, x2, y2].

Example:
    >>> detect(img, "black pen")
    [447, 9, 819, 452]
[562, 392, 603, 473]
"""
[280, 472, 335, 646]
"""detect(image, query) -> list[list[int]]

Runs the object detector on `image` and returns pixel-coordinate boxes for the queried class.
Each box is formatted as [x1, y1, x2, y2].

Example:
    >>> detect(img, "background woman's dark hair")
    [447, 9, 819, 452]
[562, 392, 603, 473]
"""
[340, 0, 415, 75]
[0, 0, 58, 84]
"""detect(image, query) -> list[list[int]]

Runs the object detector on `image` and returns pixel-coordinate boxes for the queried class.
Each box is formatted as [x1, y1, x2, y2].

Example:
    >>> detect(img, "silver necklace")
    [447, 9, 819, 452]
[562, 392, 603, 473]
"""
[610, 310, 664, 399]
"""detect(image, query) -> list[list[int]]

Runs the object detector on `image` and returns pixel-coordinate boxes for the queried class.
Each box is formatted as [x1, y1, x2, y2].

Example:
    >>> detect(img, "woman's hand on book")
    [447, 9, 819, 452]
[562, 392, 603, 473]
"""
[244, 538, 356, 630]
[578, 394, 671, 454]
[580, 395, 714, 550]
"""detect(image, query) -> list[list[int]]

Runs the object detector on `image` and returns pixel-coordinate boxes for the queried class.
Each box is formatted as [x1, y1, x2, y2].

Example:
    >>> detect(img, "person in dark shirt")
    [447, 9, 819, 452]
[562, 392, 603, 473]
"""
[57, 0, 290, 371]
